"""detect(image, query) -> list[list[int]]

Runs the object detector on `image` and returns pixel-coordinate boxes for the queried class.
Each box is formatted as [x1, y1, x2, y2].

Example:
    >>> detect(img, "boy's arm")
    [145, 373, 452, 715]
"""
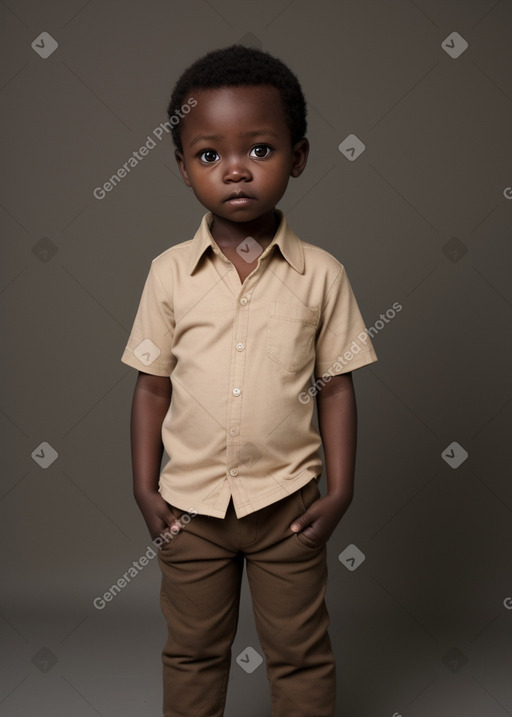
[317, 372, 357, 501]
[131, 371, 183, 540]
[289, 372, 356, 544]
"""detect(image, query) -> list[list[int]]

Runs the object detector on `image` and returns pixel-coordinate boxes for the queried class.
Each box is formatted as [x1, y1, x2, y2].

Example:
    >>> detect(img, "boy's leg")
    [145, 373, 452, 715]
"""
[157, 499, 244, 717]
[245, 479, 336, 717]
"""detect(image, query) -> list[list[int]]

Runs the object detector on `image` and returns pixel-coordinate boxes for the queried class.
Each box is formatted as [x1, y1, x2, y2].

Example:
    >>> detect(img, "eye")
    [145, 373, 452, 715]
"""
[199, 149, 219, 163]
[250, 144, 272, 158]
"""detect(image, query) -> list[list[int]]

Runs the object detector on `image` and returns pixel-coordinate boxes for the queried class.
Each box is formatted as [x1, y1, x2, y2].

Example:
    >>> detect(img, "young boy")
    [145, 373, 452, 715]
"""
[121, 44, 378, 717]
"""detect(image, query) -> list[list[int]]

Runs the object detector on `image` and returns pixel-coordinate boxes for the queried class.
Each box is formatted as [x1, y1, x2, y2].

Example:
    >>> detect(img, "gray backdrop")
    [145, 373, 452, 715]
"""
[2, 1, 512, 715]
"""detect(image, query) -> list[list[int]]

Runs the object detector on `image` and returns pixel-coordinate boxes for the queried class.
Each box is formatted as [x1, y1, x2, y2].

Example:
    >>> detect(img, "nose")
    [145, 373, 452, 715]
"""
[223, 154, 252, 183]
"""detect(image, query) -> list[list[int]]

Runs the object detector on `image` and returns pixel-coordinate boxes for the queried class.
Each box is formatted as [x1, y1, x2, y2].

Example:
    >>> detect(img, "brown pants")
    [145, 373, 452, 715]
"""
[157, 478, 336, 717]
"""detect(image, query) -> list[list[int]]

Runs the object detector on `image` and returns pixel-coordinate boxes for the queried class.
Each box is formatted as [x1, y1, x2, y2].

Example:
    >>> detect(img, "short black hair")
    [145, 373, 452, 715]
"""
[167, 44, 307, 153]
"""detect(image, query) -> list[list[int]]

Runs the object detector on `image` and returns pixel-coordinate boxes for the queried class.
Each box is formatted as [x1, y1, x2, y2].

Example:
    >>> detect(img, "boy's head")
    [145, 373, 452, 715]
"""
[167, 44, 307, 154]
[167, 44, 309, 222]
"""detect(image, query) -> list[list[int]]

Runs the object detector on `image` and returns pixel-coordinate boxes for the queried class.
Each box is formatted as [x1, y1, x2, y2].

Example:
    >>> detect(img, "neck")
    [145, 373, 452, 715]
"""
[209, 209, 280, 247]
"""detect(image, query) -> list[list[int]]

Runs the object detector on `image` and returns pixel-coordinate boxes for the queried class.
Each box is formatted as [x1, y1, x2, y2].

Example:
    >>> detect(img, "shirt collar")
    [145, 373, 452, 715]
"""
[186, 209, 305, 276]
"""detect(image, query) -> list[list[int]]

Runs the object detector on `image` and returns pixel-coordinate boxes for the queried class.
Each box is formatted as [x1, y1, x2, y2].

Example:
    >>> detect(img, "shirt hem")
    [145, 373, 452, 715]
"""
[315, 347, 378, 376]
[121, 350, 173, 376]
[159, 468, 321, 519]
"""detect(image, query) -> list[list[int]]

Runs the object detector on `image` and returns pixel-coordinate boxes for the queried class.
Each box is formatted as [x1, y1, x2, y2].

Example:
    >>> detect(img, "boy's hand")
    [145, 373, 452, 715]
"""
[289, 492, 352, 548]
[135, 490, 183, 542]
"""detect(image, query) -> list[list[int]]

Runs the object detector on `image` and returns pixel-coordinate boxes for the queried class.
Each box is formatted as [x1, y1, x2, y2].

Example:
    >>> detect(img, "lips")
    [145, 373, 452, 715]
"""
[225, 192, 255, 202]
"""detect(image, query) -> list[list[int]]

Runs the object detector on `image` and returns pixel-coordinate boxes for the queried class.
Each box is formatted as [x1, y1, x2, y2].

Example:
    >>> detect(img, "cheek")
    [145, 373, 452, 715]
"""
[266, 167, 290, 192]
[187, 167, 214, 189]
[263, 157, 291, 182]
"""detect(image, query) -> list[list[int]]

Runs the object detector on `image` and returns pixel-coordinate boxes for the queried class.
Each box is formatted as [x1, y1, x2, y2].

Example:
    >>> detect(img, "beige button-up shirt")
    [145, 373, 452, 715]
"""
[121, 209, 378, 518]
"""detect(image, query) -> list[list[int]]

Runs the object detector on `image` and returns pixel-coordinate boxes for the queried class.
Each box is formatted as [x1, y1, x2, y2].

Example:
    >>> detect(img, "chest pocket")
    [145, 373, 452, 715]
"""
[266, 301, 319, 372]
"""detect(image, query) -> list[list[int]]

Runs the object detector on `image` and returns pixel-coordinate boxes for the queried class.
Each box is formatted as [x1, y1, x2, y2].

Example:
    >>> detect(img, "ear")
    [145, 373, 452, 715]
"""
[290, 138, 309, 178]
[175, 149, 192, 187]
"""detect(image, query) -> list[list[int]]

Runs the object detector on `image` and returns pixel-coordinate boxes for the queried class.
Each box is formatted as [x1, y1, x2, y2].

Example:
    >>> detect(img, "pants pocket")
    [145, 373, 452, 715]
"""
[297, 478, 321, 512]
[295, 480, 323, 550]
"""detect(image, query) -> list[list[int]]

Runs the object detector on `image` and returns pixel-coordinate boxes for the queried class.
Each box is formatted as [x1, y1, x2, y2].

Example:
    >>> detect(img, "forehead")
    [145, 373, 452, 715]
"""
[181, 85, 289, 141]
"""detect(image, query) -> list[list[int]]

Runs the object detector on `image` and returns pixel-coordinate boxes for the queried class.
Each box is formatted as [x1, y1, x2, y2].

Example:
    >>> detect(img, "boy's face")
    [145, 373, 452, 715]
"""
[175, 85, 309, 223]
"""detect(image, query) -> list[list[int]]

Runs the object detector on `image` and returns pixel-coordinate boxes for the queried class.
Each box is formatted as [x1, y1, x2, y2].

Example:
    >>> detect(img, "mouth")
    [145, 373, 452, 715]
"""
[224, 192, 255, 203]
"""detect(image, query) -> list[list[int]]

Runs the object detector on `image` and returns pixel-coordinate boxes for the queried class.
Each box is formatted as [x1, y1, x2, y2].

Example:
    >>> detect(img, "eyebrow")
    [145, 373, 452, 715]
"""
[189, 128, 280, 148]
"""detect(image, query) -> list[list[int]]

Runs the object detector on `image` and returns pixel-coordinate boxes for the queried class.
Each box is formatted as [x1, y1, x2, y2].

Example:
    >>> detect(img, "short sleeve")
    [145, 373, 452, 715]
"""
[314, 266, 378, 377]
[120, 261, 176, 376]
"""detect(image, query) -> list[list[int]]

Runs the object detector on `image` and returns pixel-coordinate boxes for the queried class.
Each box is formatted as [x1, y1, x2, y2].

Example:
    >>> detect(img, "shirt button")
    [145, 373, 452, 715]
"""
[230, 427, 240, 436]
[236, 342, 244, 351]
[240, 297, 248, 305]
[229, 468, 239, 477]
[233, 388, 241, 396]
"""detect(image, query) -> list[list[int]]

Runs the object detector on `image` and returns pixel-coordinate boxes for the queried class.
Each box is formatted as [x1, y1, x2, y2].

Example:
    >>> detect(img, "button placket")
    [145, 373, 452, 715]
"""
[225, 269, 263, 503]
[226, 290, 249, 486]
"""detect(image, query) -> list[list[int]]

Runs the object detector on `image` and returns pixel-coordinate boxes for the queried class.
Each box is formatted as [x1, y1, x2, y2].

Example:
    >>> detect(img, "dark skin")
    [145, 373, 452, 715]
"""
[131, 84, 357, 545]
